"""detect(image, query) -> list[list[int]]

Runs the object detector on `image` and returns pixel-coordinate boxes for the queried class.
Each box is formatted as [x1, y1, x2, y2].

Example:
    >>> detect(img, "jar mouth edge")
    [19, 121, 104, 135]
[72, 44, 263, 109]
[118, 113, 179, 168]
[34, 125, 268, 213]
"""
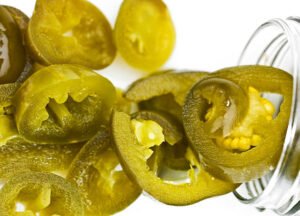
[235, 17, 300, 210]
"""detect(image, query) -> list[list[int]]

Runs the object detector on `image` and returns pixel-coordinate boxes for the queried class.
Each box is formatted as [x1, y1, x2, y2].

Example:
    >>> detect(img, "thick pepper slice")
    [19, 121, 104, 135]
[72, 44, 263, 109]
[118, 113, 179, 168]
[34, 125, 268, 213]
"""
[125, 71, 207, 121]
[114, 0, 176, 71]
[183, 65, 292, 183]
[13, 64, 116, 144]
[67, 128, 141, 215]
[0, 6, 27, 84]
[27, 0, 116, 69]
[0, 138, 82, 181]
[112, 110, 237, 205]
[0, 172, 84, 216]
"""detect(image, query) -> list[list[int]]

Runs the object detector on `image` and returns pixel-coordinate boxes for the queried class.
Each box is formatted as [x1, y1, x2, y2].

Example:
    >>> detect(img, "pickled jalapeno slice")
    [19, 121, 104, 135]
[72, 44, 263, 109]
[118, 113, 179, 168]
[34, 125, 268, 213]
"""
[27, 0, 116, 69]
[0, 6, 28, 84]
[183, 65, 292, 183]
[114, 0, 176, 71]
[125, 71, 207, 121]
[112, 110, 237, 205]
[0, 172, 84, 216]
[67, 128, 141, 215]
[13, 64, 116, 144]
[0, 138, 82, 181]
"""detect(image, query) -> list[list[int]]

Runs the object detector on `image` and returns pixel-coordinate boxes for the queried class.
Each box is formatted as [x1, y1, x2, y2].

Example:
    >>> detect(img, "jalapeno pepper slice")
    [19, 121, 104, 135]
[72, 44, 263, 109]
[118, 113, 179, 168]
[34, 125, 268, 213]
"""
[112, 111, 237, 205]
[27, 0, 116, 69]
[67, 128, 141, 215]
[114, 0, 176, 71]
[125, 71, 207, 121]
[0, 138, 82, 181]
[0, 6, 27, 84]
[0, 172, 84, 216]
[183, 65, 292, 183]
[13, 64, 116, 144]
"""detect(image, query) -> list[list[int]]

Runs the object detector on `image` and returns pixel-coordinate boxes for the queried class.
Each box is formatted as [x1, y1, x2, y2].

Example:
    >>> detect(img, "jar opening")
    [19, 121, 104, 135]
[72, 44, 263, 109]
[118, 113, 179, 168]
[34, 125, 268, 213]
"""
[235, 17, 300, 215]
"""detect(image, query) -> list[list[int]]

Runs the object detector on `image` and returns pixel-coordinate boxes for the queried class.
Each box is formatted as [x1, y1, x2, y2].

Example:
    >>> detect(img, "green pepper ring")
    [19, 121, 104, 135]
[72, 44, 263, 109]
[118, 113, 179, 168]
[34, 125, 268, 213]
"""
[183, 65, 293, 183]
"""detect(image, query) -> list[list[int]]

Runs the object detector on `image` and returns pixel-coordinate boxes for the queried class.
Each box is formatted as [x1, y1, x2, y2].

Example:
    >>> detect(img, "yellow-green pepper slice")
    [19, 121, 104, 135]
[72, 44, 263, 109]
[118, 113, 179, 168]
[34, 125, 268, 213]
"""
[183, 65, 292, 183]
[67, 128, 141, 216]
[0, 172, 84, 216]
[0, 138, 82, 181]
[27, 0, 116, 69]
[13, 64, 116, 144]
[112, 110, 237, 205]
[114, 0, 176, 71]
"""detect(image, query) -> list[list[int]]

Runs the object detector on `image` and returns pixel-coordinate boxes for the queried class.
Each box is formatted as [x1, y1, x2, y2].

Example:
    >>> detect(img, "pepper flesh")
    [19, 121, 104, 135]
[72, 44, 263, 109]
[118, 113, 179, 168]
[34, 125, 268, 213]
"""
[13, 64, 116, 144]
[67, 128, 141, 216]
[183, 65, 292, 183]
[112, 111, 237, 205]
[0, 172, 84, 216]
[27, 0, 116, 69]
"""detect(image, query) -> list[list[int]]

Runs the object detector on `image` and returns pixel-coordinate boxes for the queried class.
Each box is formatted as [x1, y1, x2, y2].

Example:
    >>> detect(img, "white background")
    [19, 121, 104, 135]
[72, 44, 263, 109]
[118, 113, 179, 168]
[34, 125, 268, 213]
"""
[2, 0, 300, 215]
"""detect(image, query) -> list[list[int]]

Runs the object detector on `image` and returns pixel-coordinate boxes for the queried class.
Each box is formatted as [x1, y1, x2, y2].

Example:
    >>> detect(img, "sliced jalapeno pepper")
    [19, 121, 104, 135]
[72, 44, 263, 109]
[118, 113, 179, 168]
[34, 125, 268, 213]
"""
[0, 172, 84, 216]
[13, 64, 116, 144]
[112, 110, 237, 205]
[67, 128, 141, 215]
[0, 138, 82, 181]
[183, 65, 292, 183]
[0, 6, 28, 84]
[27, 0, 116, 69]
[114, 0, 176, 71]
[125, 71, 207, 121]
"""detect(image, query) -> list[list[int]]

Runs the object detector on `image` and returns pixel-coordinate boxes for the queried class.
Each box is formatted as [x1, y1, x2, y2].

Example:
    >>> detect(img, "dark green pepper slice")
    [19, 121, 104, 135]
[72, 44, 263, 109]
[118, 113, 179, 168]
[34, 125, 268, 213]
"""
[0, 6, 27, 84]
[27, 0, 116, 69]
[0, 172, 84, 216]
[112, 110, 237, 205]
[0, 138, 82, 181]
[125, 71, 207, 121]
[183, 65, 292, 183]
[67, 128, 141, 215]
[13, 64, 116, 144]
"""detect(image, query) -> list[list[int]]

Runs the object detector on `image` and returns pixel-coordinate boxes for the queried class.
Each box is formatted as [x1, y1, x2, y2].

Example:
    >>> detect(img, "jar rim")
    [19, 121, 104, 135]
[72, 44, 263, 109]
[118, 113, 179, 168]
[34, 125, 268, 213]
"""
[235, 17, 300, 213]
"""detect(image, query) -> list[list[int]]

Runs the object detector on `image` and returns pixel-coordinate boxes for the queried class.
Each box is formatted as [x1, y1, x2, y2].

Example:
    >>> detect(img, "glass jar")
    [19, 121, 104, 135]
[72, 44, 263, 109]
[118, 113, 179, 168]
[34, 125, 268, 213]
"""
[234, 17, 300, 215]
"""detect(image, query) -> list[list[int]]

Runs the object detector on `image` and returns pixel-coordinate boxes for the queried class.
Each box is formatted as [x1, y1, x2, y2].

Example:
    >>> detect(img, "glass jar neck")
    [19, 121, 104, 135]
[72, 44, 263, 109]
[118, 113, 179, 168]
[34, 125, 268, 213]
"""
[235, 17, 300, 215]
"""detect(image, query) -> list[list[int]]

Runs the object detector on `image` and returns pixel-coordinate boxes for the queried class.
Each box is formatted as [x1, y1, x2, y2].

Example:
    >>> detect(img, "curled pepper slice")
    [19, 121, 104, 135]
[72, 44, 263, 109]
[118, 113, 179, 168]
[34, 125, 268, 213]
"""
[13, 64, 116, 144]
[183, 65, 292, 183]
[112, 110, 237, 205]
[125, 71, 207, 121]
[67, 128, 141, 215]
[27, 0, 116, 69]
[0, 6, 28, 84]
[0, 172, 84, 216]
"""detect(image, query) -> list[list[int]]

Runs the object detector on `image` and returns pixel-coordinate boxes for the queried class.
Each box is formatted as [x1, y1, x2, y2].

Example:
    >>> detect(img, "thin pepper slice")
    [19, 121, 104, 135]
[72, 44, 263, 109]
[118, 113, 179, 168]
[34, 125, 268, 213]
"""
[0, 138, 82, 181]
[0, 172, 84, 216]
[27, 0, 116, 69]
[112, 110, 237, 205]
[183, 65, 292, 183]
[67, 128, 141, 216]
[125, 71, 207, 121]
[13, 64, 116, 144]
[0, 6, 27, 84]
